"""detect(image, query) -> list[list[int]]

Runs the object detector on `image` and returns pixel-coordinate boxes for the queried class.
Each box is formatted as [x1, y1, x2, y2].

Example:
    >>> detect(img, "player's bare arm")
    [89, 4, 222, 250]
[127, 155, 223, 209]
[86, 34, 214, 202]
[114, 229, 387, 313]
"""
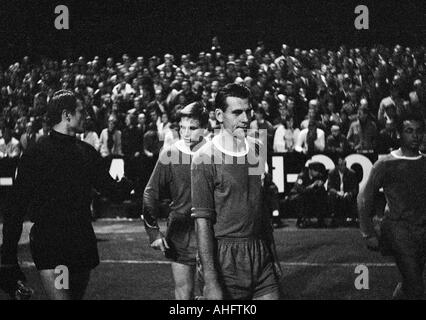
[195, 218, 223, 300]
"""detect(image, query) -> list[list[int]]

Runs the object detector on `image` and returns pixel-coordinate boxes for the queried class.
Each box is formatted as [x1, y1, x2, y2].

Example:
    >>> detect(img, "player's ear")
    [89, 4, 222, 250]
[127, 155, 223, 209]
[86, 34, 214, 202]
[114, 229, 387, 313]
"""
[62, 110, 71, 122]
[215, 108, 223, 123]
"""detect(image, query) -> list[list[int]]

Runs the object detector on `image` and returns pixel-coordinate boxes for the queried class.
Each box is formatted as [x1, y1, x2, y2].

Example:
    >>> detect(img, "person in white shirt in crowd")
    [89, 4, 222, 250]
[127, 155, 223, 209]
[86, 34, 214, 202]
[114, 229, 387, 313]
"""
[157, 112, 172, 147]
[81, 118, 100, 152]
[99, 116, 123, 158]
[273, 116, 300, 152]
[300, 99, 320, 130]
[0, 127, 21, 159]
[20, 121, 37, 153]
[295, 119, 325, 155]
[36, 118, 50, 142]
[112, 75, 135, 102]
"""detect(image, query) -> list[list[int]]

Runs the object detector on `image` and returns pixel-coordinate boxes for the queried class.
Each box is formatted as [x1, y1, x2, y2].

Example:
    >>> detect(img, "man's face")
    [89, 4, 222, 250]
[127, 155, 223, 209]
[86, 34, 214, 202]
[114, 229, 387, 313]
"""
[180, 117, 203, 148]
[211, 81, 219, 92]
[69, 104, 86, 133]
[150, 112, 158, 122]
[309, 169, 320, 179]
[400, 120, 424, 152]
[216, 97, 251, 140]
[182, 81, 190, 92]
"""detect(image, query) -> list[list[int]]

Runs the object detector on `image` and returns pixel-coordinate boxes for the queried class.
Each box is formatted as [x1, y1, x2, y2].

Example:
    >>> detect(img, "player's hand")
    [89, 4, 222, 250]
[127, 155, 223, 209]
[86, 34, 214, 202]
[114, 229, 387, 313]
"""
[150, 237, 169, 252]
[0, 264, 32, 299]
[203, 281, 223, 300]
[364, 236, 379, 252]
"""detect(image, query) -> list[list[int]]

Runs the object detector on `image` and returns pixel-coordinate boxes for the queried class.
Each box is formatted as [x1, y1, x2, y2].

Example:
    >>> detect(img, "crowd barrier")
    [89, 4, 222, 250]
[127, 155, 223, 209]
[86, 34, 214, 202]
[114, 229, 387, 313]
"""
[270, 151, 379, 195]
[0, 152, 382, 196]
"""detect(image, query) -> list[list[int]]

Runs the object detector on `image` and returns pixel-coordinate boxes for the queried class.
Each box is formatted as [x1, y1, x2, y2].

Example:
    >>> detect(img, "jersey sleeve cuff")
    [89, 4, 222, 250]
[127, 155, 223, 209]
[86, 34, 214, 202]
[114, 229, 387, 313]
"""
[191, 208, 215, 220]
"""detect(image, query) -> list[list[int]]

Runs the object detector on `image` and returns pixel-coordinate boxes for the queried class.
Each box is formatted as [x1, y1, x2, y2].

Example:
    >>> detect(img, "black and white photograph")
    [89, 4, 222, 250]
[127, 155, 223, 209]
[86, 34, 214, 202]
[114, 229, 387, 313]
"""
[0, 0, 426, 306]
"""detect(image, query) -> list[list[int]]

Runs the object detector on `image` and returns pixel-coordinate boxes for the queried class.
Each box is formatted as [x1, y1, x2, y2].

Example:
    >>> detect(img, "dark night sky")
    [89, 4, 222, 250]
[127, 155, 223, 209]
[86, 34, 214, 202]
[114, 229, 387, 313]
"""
[0, 0, 424, 63]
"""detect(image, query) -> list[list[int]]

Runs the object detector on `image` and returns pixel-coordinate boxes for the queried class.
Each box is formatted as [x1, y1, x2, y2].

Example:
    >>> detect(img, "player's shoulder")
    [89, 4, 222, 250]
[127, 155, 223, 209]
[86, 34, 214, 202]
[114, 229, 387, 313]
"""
[76, 138, 98, 155]
[371, 153, 396, 172]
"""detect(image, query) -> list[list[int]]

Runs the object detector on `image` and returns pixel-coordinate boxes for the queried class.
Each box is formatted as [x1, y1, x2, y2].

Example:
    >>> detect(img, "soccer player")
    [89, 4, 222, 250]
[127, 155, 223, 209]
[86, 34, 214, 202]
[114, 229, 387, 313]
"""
[358, 111, 426, 299]
[191, 84, 281, 300]
[0, 90, 132, 300]
[143, 102, 209, 300]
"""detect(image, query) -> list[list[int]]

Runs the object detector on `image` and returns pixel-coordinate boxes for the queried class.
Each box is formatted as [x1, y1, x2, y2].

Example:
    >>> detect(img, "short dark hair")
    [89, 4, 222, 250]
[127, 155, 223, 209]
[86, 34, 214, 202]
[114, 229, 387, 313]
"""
[178, 101, 209, 128]
[47, 90, 77, 126]
[395, 111, 425, 134]
[215, 83, 251, 112]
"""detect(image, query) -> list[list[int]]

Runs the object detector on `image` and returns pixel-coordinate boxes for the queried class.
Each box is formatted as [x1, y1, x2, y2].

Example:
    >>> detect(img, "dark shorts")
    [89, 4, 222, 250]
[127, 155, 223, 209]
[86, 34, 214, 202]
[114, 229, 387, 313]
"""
[216, 238, 280, 300]
[380, 219, 426, 299]
[165, 216, 197, 266]
[30, 219, 99, 273]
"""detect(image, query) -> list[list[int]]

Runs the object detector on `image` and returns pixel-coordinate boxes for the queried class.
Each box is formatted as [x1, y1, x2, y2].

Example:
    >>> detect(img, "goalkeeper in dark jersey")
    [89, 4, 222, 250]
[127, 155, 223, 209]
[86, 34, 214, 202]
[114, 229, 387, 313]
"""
[0, 90, 132, 299]
[142, 102, 208, 299]
[358, 111, 426, 299]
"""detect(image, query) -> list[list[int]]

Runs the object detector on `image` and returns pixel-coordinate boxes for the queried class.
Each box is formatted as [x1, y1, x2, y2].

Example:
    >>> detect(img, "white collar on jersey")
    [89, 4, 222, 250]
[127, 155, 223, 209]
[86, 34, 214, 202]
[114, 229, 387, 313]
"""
[391, 149, 423, 160]
[212, 134, 249, 157]
[174, 139, 196, 155]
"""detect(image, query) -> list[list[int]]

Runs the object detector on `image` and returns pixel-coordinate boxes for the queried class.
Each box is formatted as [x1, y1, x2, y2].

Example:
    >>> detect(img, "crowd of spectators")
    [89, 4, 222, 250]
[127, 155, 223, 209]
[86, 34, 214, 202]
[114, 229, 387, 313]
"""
[1, 39, 426, 199]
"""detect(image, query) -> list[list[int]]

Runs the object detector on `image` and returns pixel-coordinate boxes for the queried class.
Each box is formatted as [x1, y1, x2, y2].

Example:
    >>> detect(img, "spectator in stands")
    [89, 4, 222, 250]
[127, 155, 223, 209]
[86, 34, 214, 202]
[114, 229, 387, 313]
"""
[273, 116, 300, 152]
[409, 79, 425, 118]
[325, 125, 350, 157]
[327, 156, 359, 227]
[157, 112, 172, 147]
[0, 127, 21, 158]
[340, 91, 359, 123]
[36, 118, 50, 142]
[286, 162, 328, 228]
[20, 121, 37, 152]
[250, 107, 274, 151]
[295, 120, 325, 155]
[137, 112, 147, 135]
[81, 118, 100, 151]
[347, 105, 378, 152]
[99, 116, 122, 158]
[300, 99, 320, 129]
[122, 112, 143, 185]
[143, 123, 161, 161]
[378, 85, 404, 127]
[376, 115, 399, 154]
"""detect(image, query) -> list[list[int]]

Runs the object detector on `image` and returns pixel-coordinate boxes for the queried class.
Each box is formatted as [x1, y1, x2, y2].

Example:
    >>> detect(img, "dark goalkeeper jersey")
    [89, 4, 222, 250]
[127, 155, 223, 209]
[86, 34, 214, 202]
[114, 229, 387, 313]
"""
[1, 130, 130, 265]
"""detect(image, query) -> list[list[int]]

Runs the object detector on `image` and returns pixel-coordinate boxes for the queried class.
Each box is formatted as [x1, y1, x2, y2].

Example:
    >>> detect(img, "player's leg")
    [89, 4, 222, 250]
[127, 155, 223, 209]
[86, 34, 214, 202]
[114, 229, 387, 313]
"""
[171, 262, 195, 300]
[253, 290, 280, 300]
[70, 269, 91, 300]
[388, 222, 424, 299]
[39, 269, 72, 300]
[253, 240, 281, 300]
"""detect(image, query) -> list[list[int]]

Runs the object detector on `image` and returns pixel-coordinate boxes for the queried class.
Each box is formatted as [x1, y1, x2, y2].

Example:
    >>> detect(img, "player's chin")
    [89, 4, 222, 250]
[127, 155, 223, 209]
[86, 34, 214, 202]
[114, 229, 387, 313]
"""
[410, 141, 420, 149]
[233, 127, 247, 139]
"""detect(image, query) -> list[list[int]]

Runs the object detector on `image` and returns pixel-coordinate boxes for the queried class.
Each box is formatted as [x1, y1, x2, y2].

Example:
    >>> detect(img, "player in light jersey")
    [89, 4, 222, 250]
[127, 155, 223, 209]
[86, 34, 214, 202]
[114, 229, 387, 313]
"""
[358, 111, 426, 299]
[191, 84, 281, 300]
[142, 102, 208, 300]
